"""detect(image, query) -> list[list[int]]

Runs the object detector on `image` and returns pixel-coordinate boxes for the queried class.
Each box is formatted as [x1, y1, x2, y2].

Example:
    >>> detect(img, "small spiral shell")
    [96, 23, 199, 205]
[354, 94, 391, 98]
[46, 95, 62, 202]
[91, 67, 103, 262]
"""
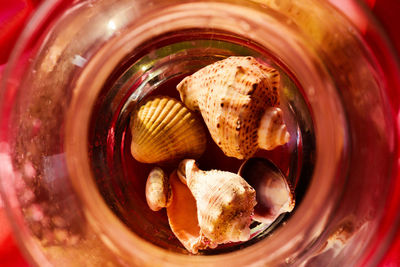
[145, 167, 172, 211]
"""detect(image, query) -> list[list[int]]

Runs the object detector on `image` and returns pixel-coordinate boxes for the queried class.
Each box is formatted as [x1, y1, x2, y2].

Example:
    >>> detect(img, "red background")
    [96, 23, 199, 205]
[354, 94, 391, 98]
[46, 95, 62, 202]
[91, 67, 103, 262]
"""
[0, 0, 399, 266]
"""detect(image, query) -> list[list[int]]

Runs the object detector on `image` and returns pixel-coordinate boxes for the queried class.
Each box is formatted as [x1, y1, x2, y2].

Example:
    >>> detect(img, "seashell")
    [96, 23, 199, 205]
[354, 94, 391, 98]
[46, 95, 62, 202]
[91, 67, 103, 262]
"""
[166, 171, 218, 254]
[145, 167, 172, 211]
[177, 159, 256, 244]
[177, 56, 290, 159]
[130, 96, 206, 164]
[238, 158, 295, 225]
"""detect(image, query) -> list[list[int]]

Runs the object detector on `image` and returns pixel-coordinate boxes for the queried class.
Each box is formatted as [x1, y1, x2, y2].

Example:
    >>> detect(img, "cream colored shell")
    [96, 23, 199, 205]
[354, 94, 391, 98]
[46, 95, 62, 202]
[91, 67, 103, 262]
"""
[147, 160, 256, 253]
[130, 96, 206, 164]
[177, 159, 256, 244]
[177, 56, 290, 159]
[166, 171, 218, 254]
[145, 167, 172, 211]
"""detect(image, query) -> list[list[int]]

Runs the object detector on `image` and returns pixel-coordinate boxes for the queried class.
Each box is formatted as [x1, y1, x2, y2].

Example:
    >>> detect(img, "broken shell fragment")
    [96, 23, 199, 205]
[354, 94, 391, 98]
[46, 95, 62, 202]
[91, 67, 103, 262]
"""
[167, 171, 217, 254]
[177, 56, 290, 159]
[145, 167, 172, 211]
[178, 159, 257, 244]
[130, 96, 206, 164]
[238, 158, 295, 225]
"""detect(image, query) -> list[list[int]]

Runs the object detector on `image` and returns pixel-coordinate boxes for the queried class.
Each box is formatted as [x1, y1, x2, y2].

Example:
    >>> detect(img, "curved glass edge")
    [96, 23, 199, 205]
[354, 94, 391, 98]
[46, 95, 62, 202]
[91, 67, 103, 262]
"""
[0, 1, 91, 266]
[351, 1, 400, 266]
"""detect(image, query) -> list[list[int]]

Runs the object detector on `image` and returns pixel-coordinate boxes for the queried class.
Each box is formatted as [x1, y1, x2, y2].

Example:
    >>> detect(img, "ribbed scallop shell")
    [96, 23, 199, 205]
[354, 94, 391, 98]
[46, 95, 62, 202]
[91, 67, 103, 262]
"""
[130, 96, 206, 164]
[178, 159, 256, 244]
[177, 56, 290, 159]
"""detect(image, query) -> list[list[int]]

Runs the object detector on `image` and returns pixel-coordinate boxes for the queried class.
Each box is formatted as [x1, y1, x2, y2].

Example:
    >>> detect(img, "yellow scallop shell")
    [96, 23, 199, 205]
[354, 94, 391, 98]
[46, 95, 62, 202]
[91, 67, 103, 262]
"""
[130, 96, 206, 164]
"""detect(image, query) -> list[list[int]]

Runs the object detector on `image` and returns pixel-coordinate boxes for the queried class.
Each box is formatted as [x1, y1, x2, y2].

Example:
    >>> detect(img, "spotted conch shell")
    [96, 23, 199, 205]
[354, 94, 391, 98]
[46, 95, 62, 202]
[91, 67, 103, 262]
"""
[130, 96, 206, 164]
[177, 56, 290, 159]
[177, 159, 256, 244]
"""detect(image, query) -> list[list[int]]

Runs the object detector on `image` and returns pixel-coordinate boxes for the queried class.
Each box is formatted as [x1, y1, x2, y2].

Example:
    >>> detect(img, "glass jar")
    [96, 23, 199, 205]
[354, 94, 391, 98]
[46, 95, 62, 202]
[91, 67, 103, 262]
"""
[1, 0, 399, 266]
